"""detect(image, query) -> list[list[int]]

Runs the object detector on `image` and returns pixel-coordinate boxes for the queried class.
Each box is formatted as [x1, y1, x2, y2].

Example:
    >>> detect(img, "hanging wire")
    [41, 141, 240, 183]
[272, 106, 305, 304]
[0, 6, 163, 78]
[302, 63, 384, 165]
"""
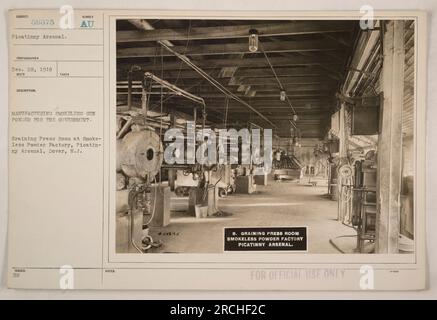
[260, 42, 297, 116]
[223, 96, 229, 129]
[158, 41, 277, 129]
[148, 79, 206, 111]
[133, 21, 193, 112]
[173, 20, 192, 86]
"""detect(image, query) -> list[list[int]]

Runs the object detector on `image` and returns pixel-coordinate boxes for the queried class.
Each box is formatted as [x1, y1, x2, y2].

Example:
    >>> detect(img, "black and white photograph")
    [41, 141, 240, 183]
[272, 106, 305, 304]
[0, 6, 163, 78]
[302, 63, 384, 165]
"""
[115, 18, 416, 255]
[3, 2, 433, 294]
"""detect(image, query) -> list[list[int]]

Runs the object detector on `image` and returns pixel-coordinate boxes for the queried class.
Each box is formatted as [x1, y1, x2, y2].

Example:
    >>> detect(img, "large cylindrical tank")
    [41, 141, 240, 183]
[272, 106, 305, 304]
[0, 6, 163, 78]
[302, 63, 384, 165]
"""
[117, 129, 163, 180]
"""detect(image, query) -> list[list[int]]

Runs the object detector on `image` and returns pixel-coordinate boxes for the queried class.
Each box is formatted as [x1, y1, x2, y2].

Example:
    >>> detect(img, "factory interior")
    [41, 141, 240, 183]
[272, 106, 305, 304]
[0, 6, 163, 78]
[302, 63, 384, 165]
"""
[115, 19, 415, 255]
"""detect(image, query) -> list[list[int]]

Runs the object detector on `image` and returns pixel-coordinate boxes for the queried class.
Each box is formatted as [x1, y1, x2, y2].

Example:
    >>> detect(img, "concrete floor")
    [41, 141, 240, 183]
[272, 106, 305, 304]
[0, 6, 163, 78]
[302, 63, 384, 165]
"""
[149, 179, 357, 253]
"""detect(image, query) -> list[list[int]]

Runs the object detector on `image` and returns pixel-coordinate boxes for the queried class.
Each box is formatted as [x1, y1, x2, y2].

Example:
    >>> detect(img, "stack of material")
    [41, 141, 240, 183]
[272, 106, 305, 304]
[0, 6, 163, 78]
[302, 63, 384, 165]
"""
[273, 154, 303, 170]
[273, 154, 303, 181]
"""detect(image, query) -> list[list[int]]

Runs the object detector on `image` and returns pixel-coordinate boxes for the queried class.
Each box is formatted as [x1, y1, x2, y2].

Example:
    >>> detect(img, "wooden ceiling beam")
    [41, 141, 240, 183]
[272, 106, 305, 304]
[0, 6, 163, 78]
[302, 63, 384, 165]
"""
[117, 39, 344, 58]
[211, 84, 336, 92]
[118, 76, 337, 87]
[237, 76, 335, 85]
[178, 101, 334, 107]
[236, 66, 342, 80]
[117, 21, 353, 43]
[164, 103, 332, 111]
[117, 55, 341, 71]
[149, 94, 336, 102]
[221, 112, 330, 119]
[132, 101, 334, 111]
[120, 91, 334, 98]
[117, 83, 337, 92]
[205, 107, 333, 112]
[117, 66, 341, 81]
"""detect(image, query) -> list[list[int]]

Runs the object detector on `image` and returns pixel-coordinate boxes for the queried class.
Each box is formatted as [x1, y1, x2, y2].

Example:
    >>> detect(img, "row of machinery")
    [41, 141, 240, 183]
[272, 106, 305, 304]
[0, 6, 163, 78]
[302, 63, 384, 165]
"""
[115, 71, 265, 253]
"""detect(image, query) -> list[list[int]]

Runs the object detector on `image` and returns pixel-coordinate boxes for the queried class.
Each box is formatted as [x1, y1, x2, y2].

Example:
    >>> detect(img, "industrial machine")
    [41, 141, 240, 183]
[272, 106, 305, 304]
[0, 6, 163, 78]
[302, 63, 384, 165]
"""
[351, 151, 377, 253]
[116, 115, 164, 253]
[272, 150, 303, 181]
[116, 70, 227, 253]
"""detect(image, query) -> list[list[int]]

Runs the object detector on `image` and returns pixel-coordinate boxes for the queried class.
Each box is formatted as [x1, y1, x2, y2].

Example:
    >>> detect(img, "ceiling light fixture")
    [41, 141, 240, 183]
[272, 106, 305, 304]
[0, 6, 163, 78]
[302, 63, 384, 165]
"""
[248, 29, 259, 53]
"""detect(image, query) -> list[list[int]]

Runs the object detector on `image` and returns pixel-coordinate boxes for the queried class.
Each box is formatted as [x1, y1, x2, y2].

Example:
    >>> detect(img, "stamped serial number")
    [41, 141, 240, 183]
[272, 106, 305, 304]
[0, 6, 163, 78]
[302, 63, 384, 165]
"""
[31, 19, 55, 26]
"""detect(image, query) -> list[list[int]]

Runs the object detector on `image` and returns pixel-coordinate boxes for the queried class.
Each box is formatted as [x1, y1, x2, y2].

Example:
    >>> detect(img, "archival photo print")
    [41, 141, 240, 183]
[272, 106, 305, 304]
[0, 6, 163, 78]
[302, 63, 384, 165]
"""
[115, 18, 416, 256]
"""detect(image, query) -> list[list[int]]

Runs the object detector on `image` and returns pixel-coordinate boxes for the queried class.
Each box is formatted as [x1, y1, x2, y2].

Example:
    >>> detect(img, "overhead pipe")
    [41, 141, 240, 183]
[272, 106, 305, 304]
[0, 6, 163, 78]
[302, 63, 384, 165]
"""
[144, 72, 205, 106]
[127, 19, 277, 130]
